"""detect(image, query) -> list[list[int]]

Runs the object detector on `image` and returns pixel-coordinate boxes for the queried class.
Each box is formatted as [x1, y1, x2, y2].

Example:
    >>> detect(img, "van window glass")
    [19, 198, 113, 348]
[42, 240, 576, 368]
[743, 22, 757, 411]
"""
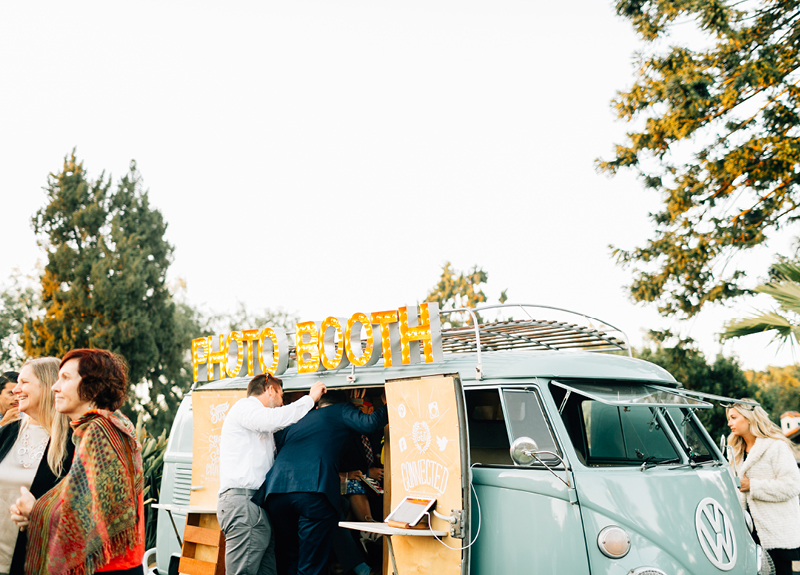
[503, 390, 560, 460]
[550, 381, 683, 466]
[465, 389, 511, 465]
[580, 402, 679, 464]
[665, 407, 714, 461]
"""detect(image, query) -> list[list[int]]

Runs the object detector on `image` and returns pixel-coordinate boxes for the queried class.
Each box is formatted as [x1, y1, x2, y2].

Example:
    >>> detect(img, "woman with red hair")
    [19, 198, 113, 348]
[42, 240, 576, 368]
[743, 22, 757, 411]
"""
[11, 349, 144, 575]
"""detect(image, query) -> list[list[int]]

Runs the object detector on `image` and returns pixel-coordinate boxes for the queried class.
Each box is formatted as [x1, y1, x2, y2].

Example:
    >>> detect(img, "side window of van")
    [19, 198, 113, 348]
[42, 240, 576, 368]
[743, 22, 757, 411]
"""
[503, 390, 561, 462]
[465, 388, 559, 466]
[466, 389, 511, 465]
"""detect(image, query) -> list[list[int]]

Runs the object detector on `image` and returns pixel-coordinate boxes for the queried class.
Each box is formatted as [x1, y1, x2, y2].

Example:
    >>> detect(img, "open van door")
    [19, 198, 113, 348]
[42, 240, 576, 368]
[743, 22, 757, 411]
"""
[385, 374, 470, 575]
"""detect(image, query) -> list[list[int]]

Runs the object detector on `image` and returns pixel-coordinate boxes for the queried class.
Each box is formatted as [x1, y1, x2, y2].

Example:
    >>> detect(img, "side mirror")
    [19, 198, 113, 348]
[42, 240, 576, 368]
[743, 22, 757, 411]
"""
[719, 434, 726, 455]
[510, 437, 539, 466]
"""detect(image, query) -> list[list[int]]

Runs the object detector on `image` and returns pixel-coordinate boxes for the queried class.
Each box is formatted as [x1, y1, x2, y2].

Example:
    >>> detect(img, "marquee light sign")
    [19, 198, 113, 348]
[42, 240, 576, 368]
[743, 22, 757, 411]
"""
[191, 302, 443, 382]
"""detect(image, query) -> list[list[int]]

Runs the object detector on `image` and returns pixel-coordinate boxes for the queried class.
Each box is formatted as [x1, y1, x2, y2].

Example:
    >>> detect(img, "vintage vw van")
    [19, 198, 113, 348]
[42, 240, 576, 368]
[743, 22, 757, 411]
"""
[150, 304, 767, 575]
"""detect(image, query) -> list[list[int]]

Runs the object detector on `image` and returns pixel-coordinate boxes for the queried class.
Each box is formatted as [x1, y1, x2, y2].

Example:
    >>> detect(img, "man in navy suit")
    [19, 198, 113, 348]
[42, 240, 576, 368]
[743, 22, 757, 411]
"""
[262, 390, 388, 575]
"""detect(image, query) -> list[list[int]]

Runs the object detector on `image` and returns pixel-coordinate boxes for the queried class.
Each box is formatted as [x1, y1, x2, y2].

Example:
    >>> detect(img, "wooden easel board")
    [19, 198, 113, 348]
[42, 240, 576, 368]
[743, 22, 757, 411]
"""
[190, 389, 246, 508]
[385, 375, 465, 575]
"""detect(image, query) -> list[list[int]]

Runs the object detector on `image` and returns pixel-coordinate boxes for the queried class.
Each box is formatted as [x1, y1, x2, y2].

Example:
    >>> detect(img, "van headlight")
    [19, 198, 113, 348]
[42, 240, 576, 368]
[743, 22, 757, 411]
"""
[597, 525, 631, 559]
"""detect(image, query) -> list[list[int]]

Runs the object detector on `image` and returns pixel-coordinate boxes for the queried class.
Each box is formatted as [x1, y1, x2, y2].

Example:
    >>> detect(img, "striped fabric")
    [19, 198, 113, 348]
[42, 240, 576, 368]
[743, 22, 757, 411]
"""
[25, 410, 143, 575]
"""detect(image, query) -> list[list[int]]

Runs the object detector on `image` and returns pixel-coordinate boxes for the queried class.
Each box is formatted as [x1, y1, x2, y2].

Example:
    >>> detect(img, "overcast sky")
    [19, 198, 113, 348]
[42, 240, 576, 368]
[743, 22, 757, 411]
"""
[1, 1, 796, 371]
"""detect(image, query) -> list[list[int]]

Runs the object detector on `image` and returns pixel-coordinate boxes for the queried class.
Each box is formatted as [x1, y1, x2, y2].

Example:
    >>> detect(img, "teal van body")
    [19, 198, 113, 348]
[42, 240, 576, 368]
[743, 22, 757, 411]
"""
[152, 314, 762, 575]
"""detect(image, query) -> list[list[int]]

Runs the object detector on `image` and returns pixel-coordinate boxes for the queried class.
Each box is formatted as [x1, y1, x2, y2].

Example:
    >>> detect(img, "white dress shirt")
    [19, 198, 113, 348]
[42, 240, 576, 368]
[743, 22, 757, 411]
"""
[218, 394, 314, 494]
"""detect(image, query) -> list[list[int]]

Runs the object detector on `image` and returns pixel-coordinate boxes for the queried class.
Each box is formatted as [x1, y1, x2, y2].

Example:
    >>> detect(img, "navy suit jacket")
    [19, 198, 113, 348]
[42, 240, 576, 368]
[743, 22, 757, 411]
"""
[260, 402, 388, 510]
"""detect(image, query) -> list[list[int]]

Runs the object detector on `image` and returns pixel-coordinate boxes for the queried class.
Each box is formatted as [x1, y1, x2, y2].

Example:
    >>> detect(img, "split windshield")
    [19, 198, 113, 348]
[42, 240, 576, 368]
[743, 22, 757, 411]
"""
[550, 381, 716, 467]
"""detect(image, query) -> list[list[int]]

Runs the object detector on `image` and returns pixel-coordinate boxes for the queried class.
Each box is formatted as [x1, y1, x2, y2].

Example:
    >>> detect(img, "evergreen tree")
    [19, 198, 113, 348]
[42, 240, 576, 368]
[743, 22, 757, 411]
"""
[23, 151, 190, 431]
[601, 0, 800, 317]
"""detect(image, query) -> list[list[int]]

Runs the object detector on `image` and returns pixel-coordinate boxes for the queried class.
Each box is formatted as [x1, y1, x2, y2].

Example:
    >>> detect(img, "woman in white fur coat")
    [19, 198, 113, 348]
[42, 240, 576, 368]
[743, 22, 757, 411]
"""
[727, 400, 800, 575]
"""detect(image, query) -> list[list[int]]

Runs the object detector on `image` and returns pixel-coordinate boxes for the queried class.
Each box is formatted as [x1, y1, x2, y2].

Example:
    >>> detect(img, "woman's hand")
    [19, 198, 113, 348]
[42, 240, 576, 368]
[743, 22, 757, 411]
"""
[740, 475, 750, 492]
[368, 467, 384, 481]
[347, 470, 363, 481]
[10, 486, 35, 531]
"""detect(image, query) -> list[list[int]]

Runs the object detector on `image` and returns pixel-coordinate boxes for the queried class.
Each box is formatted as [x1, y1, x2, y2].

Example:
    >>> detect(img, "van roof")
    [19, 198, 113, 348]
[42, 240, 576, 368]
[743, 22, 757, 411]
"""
[195, 349, 678, 392]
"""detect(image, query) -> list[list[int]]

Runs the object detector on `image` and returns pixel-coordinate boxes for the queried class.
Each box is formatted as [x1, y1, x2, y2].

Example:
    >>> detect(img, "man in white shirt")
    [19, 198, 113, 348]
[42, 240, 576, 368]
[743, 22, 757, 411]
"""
[217, 373, 326, 575]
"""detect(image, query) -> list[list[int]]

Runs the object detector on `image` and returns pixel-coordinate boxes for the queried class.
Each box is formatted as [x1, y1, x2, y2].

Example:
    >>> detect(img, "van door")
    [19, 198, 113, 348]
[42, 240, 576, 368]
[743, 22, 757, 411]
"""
[384, 374, 471, 575]
[465, 385, 591, 575]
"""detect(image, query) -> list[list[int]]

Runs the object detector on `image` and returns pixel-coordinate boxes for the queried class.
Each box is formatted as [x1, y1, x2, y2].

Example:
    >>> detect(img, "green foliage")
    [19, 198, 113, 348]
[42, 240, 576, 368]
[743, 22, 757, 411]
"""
[135, 412, 168, 550]
[637, 330, 763, 441]
[22, 151, 190, 432]
[0, 271, 40, 371]
[425, 262, 508, 326]
[601, 0, 800, 317]
[721, 261, 800, 345]
[746, 364, 800, 424]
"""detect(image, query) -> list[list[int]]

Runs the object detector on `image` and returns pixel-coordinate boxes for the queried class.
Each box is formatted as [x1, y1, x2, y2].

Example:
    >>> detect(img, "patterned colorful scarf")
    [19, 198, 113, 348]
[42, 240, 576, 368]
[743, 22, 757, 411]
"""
[25, 410, 144, 575]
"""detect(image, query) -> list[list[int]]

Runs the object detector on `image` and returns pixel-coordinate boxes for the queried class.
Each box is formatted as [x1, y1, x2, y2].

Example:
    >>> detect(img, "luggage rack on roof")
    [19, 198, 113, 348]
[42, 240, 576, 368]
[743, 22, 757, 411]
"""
[439, 304, 631, 380]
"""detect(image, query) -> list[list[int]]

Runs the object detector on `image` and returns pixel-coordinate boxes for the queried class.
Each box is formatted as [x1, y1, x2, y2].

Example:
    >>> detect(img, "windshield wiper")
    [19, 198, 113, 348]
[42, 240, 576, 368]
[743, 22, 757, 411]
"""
[640, 457, 681, 472]
[669, 458, 723, 470]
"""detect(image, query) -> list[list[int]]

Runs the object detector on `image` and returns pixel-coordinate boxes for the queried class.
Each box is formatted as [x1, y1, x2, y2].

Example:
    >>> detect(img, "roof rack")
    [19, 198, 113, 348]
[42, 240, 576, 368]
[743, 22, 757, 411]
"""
[439, 304, 631, 380]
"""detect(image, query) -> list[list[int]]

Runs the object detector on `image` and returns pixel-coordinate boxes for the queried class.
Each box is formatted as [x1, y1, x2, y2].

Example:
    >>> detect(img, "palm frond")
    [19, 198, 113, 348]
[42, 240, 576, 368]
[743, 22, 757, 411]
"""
[755, 281, 800, 315]
[721, 311, 800, 345]
[771, 262, 800, 284]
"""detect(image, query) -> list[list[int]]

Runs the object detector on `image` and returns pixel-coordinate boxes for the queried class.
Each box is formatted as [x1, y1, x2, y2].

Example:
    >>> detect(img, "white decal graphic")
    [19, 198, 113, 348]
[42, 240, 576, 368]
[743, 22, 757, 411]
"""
[209, 402, 230, 424]
[428, 401, 439, 419]
[401, 458, 450, 495]
[412, 421, 432, 453]
[397, 404, 407, 418]
[695, 497, 737, 571]
[398, 437, 408, 453]
[436, 436, 449, 451]
[204, 434, 222, 477]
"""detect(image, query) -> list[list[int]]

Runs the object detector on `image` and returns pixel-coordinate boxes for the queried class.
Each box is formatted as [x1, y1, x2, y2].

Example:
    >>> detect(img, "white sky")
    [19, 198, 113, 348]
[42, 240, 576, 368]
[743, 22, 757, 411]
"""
[0, 1, 796, 371]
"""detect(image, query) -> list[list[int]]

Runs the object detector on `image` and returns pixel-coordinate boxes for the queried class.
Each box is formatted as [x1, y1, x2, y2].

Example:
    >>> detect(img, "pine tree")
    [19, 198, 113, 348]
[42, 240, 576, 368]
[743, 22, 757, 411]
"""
[24, 151, 191, 431]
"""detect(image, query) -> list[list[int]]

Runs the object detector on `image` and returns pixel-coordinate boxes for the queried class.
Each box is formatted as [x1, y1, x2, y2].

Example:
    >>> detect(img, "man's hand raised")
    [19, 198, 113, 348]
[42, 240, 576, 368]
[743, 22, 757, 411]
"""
[309, 382, 326, 403]
[0, 405, 19, 427]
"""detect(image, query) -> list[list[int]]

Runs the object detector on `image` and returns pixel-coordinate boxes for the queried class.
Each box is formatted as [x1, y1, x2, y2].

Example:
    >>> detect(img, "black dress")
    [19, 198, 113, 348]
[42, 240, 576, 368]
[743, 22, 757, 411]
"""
[0, 420, 75, 575]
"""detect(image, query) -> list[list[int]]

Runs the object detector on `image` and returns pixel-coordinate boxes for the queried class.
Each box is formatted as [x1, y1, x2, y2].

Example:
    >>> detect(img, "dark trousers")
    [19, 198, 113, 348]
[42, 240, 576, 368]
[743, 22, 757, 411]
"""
[267, 492, 339, 575]
[767, 547, 798, 575]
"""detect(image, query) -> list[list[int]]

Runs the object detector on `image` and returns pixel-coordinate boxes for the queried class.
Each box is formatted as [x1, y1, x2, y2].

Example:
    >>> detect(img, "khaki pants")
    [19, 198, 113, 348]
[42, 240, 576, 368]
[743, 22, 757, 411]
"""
[217, 491, 276, 575]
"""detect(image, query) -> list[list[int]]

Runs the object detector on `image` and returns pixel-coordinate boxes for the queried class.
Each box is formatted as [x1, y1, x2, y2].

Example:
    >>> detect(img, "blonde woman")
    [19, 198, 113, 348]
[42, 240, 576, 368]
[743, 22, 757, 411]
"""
[727, 399, 800, 575]
[0, 358, 73, 575]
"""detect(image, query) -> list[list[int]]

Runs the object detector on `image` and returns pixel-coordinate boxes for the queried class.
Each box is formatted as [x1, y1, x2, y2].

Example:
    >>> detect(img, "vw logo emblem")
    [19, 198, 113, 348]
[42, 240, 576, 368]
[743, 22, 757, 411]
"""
[695, 497, 737, 571]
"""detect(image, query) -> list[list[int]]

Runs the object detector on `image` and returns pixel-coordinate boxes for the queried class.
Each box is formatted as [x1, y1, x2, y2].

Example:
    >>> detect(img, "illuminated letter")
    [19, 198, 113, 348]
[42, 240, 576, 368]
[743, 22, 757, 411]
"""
[191, 337, 210, 383]
[207, 334, 228, 381]
[241, 329, 260, 376]
[258, 327, 289, 375]
[225, 331, 245, 377]
[319, 317, 350, 370]
[344, 313, 381, 367]
[399, 302, 443, 365]
[370, 311, 400, 367]
[296, 321, 322, 373]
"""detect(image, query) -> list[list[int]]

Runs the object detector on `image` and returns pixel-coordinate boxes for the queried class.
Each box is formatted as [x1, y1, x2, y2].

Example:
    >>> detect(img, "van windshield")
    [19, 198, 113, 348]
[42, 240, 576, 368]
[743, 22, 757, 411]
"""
[551, 382, 681, 466]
